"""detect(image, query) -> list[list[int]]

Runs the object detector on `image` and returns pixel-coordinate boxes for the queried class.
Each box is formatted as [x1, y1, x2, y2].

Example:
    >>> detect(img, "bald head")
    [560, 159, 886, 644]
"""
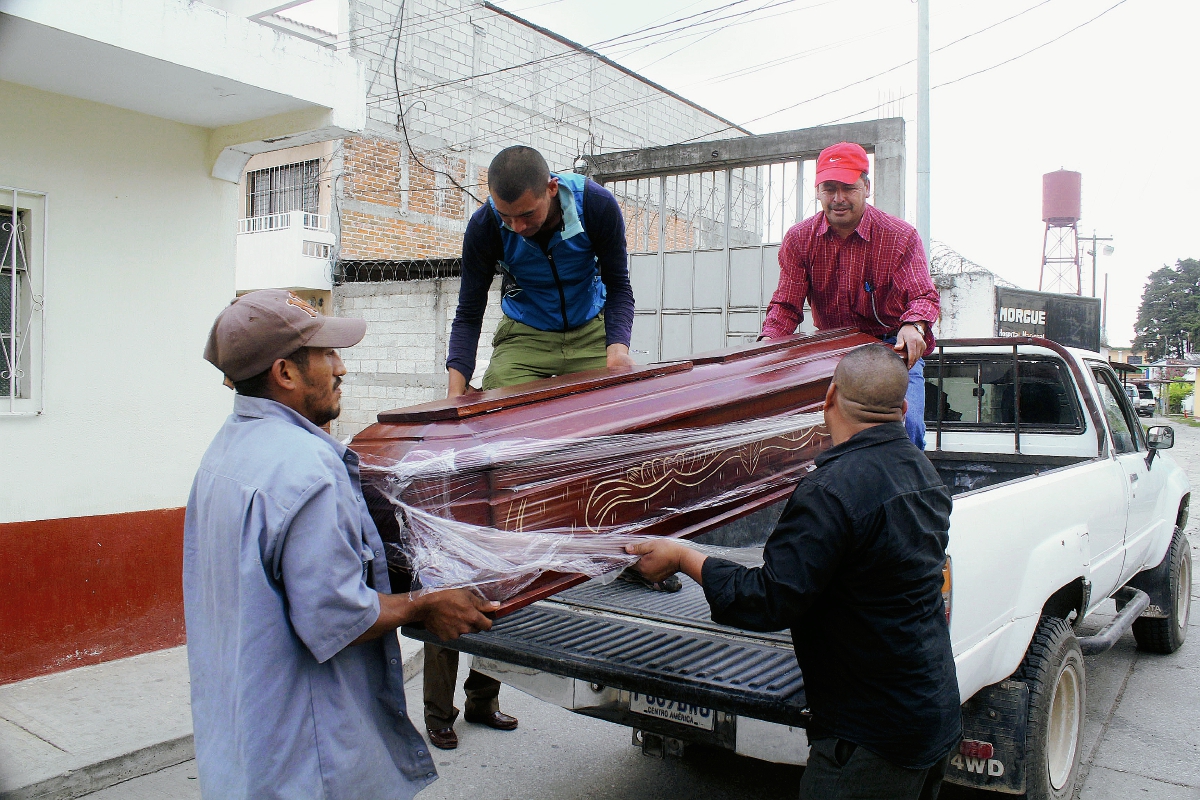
[831, 344, 910, 425]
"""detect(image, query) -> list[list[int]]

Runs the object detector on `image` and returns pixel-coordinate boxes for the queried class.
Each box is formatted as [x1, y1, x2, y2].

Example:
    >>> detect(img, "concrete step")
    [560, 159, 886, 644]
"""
[0, 635, 425, 799]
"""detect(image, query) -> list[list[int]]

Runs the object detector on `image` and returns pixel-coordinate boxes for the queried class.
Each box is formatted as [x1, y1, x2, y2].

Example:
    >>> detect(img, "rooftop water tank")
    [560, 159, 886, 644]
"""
[1043, 170, 1082, 224]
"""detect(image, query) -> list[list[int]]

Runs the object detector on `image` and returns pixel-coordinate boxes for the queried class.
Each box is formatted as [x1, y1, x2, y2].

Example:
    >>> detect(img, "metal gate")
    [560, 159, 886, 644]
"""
[584, 119, 906, 363]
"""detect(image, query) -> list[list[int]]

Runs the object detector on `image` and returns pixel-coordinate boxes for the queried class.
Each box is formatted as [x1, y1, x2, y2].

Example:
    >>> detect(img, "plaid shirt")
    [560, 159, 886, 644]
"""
[762, 204, 940, 350]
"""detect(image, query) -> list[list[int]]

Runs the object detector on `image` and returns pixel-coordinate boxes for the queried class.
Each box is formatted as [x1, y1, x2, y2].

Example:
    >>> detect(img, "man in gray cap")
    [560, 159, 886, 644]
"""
[186, 289, 497, 800]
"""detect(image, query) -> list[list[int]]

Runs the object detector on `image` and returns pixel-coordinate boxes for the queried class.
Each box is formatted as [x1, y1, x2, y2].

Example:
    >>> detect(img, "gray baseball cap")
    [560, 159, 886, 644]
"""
[204, 290, 367, 381]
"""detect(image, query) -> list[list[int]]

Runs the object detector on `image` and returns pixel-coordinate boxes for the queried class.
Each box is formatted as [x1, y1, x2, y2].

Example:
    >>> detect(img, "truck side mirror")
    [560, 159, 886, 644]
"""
[1145, 425, 1174, 470]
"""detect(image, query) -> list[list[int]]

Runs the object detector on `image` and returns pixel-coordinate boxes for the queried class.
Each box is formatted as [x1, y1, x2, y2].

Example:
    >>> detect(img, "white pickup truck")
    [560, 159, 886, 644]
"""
[405, 337, 1192, 800]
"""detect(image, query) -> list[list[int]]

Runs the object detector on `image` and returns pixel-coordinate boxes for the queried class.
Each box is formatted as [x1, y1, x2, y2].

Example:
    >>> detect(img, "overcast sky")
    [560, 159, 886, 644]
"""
[489, 0, 1198, 348]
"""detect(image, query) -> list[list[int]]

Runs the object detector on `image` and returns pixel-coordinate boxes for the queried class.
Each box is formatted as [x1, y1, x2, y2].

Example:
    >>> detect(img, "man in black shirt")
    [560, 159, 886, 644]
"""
[627, 344, 960, 800]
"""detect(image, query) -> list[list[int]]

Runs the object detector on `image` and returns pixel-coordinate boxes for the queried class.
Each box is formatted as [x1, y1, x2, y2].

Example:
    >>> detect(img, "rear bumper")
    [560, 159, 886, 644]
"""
[401, 600, 807, 726]
[471, 655, 810, 765]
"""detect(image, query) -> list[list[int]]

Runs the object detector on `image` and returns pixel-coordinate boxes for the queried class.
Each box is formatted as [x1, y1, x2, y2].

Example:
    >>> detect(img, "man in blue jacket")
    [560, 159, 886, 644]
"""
[444, 145, 636, 395]
[427, 145, 637, 750]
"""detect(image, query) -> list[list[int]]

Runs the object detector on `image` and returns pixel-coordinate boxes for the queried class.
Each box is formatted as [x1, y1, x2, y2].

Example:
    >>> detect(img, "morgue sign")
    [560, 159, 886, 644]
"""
[995, 288, 1101, 352]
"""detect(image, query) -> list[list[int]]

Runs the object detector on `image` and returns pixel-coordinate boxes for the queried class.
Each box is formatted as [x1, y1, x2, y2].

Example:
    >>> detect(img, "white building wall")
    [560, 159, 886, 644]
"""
[933, 272, 998, 341]
[0, 81, 234, 523]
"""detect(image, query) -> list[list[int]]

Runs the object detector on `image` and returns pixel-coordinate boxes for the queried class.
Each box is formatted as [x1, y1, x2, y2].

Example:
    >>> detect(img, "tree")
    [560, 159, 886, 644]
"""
[1133, 258, 1200, 360]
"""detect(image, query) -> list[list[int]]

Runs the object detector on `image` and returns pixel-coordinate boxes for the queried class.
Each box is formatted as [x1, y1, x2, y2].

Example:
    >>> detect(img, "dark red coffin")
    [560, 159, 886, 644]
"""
[352, 329, 876, 614]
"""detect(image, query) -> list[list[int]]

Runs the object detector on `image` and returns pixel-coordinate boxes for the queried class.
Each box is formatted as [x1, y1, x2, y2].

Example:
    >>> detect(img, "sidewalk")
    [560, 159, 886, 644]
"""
[0, 636, 425, 800]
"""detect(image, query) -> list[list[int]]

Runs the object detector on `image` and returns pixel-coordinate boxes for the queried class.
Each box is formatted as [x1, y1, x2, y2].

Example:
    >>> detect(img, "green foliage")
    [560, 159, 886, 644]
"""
[1167, 381, 1194, 415]
[1133, 258, 1200, 360]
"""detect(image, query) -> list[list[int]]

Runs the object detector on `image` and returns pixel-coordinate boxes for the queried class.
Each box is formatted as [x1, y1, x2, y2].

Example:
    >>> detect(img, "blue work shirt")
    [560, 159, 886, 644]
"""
[183, 395, 436, 800]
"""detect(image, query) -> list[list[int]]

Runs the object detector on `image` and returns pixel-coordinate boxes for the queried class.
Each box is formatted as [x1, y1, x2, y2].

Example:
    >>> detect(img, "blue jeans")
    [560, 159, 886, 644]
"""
[883, 337, 926, 450]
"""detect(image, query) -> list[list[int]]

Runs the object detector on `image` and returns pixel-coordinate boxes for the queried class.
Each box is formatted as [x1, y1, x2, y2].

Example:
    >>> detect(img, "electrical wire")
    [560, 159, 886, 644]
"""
[390, 0, 484, 204]
[368, 0, 814, 105]
[679, 0, 1060, 139]
[388, 0, 1055, 158]
[347, 0, 1124, 202]
[372, 0, 837, 160]
[813, 0, 1130, 128]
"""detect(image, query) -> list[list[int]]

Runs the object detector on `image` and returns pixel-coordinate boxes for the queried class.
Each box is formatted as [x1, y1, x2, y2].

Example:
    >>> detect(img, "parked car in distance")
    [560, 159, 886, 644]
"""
[1126, 384, 1155, 417]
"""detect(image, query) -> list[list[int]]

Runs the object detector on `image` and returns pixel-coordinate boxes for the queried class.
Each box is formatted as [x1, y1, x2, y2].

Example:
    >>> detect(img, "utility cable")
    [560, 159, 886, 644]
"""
[679, 0, 1060, 140]
[369, 0, 814, 104]
[391, 0, 484, 204]
[814, 0, 1130, 127]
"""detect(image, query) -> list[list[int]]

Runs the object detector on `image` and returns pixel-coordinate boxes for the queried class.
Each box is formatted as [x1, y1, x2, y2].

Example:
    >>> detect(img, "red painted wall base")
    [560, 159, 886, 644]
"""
[0, 508, 186, 685]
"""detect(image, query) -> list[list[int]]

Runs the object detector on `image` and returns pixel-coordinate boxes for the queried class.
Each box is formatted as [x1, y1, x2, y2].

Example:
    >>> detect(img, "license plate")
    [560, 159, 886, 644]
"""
[629, 692, 716, 731]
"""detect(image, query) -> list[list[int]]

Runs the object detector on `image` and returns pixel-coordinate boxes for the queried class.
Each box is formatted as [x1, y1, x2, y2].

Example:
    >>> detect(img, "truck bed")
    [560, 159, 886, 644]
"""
[402, 572, 808, 726]
[400, 450, 1096, 734]
[930, 451, 1090, 496]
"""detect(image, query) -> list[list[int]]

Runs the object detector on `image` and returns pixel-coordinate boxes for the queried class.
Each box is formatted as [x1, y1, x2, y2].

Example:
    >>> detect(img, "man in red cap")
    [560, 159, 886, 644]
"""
[761, 141, 939, 448]
[186, 289, 497, 799]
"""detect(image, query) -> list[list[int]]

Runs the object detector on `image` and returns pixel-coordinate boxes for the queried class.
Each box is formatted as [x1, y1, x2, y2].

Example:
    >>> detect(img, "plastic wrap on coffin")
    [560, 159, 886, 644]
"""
[352, 329, 877, 615]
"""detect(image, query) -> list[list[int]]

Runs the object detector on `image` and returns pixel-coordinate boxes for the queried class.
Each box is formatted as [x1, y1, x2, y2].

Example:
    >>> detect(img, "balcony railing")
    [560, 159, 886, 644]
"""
[237, 211, 329, 234]
[236, 210, 335, 293]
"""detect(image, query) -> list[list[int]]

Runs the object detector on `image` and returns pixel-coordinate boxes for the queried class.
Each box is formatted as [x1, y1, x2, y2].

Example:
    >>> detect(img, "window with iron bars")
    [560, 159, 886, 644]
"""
[246, 159, 321, 217]
[2, 187, 45, 414]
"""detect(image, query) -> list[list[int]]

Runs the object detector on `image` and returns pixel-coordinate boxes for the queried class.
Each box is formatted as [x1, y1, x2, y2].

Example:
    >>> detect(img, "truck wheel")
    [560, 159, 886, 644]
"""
[1016, 616, 1085, 800]
[1131, 528, 1192, 654]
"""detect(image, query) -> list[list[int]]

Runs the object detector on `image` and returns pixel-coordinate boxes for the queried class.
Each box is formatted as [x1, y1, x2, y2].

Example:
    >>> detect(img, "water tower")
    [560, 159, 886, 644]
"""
[1039, 170, 1082, 295]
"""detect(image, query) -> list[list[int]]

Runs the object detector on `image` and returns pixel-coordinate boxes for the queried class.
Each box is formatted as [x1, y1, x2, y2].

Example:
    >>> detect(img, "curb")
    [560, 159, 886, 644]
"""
[1, 641, 424, 800]
[400, 637, 425, 683]
[1, 735, 194, 800]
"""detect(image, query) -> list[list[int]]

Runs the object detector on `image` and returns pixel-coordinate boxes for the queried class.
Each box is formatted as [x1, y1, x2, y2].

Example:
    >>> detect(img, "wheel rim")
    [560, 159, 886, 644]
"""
[1177, 547, 1192, 634]
[1047, 660, 1082, 791]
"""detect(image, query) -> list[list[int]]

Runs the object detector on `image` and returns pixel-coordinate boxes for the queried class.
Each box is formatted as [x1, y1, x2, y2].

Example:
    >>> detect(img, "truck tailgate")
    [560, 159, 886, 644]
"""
[402, 576, 808, 727]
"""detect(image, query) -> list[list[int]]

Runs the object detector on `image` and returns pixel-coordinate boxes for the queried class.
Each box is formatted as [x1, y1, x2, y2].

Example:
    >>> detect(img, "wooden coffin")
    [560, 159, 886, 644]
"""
[352, 328, 876, 614]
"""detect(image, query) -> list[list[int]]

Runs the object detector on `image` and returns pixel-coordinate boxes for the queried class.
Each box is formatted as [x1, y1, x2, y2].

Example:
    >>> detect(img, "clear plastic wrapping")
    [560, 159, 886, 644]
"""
[363, 412, 826, 602]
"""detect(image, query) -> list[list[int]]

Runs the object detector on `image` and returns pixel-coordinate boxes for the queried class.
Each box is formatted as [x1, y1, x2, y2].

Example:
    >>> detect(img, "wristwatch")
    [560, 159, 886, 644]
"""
[902, 320, 928, 337]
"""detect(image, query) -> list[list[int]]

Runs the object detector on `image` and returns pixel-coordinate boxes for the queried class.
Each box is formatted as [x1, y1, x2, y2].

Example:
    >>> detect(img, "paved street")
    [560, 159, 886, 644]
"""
[85, 417, 1200, 800]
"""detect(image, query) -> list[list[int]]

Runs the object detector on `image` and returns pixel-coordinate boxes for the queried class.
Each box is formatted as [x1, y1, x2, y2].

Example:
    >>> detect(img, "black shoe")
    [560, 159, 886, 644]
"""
[463, 710, 519, 730]
[427, 727, 458, 749]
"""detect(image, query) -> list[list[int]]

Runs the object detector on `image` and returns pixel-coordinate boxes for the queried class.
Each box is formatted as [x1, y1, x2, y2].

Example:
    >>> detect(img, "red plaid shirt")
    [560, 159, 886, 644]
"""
[762, 203, 940, 350]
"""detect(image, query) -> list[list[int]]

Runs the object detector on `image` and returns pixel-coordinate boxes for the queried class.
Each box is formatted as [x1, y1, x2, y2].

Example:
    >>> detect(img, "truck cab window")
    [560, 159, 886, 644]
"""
[1091, 369, 1141, 454]
[924, 356, 1082, 430]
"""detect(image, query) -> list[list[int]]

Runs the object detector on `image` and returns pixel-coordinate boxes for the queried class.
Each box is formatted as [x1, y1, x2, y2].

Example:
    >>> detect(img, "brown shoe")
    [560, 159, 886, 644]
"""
[464, 710, 519, 731]
[426, 727, 458, 750]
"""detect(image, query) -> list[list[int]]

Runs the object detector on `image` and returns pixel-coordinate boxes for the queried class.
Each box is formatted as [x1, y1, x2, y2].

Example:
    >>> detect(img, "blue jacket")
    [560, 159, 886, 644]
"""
[491, 171, 605, 332]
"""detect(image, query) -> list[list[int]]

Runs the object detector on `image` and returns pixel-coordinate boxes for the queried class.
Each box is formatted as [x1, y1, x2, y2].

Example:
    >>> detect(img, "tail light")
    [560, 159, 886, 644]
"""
[942, 556, 953, 625]
[959, 739, 993, 759]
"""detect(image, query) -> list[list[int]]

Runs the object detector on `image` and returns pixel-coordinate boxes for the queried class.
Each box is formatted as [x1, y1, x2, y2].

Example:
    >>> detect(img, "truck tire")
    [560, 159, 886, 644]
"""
[1131, 528, 1192, 654]
[1015, 616, 1085, 800]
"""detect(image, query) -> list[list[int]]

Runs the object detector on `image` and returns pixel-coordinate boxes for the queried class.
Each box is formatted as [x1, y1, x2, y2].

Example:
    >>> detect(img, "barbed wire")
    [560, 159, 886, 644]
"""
[336, 258, 463, 283]
[929, 242, 1019, 288]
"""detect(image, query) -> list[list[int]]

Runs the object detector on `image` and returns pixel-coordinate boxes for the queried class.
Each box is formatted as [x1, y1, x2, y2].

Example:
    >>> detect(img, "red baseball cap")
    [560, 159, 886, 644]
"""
[815, 142, 869, 186]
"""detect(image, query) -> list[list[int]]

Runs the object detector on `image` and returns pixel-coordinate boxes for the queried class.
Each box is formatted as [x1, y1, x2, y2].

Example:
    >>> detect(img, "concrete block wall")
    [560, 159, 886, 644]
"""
[331, 279, 504, 438]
